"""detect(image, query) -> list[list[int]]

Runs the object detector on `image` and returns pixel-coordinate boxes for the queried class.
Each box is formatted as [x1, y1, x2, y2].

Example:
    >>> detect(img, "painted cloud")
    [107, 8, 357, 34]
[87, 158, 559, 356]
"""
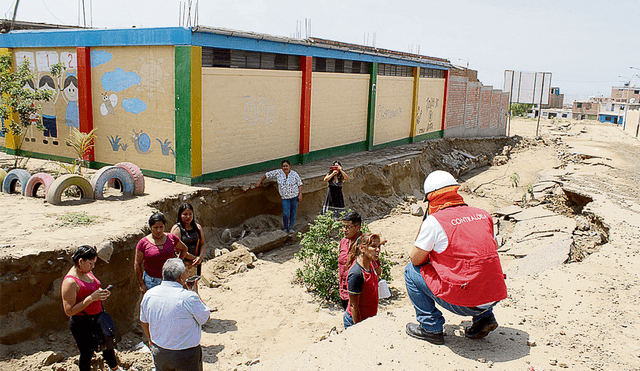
[122, 98, 148, 114]
[101, 68, 141, 92]
[90, 50, 112, 68]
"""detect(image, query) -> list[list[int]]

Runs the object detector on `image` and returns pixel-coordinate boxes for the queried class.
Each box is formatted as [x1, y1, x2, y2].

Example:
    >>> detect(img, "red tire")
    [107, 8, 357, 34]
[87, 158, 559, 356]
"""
[114, 162, 145, 195]
[24, 173, 55, 197]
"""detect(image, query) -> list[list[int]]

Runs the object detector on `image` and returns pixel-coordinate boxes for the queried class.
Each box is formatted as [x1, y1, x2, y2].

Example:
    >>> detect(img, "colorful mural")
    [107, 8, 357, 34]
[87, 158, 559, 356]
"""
[91, 46, 175, 174]
[12, 48, 78, 156]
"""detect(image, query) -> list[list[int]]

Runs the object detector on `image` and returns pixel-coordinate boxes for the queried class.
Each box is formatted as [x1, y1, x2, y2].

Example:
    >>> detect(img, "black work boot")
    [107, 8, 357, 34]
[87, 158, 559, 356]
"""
[405, 323, 444, 345]
[465, 314, 498, 339]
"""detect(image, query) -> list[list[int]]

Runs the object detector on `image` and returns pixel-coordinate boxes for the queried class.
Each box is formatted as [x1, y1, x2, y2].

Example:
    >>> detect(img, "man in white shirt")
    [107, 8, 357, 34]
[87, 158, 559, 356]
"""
[140, 258, 210, 371]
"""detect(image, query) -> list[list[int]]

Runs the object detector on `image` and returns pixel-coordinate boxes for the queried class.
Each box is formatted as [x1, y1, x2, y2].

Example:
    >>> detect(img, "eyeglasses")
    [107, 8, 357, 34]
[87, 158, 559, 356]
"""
[342, 224, 359, 230]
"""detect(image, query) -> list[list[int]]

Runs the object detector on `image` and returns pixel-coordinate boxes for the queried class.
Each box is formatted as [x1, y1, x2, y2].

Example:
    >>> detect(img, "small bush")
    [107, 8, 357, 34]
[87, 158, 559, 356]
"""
[55, 212, 99, 227]
[295, 211, 392, 303]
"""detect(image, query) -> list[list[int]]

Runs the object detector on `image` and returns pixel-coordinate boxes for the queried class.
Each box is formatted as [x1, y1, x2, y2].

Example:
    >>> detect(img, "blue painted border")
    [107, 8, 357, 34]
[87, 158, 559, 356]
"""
[1, 27, 447, 70]
[0, 27, 192, 48]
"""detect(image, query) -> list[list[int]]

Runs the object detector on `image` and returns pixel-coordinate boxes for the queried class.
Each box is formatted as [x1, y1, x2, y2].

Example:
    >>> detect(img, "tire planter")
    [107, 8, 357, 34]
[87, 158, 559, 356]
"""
[107, 162, 145, 195]
[91, 166, 134, 199]
[46, 174, 94, 205]
[2, 169, 31, 194]
[0, 169, 6, 186]
[24, 173, 55, 197]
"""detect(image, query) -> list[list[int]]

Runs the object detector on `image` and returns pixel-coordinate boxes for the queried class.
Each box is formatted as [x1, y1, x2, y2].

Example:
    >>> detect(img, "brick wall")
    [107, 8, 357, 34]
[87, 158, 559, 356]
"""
[444, 69, 509, 138]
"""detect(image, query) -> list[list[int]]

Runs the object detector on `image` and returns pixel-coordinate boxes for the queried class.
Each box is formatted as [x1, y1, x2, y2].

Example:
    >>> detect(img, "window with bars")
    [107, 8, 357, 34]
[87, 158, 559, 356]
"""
[377, 64, 414, 77]
[202, 47, 300, 70]
[312, 57, 369, 74]
[419, 68, 446, 78]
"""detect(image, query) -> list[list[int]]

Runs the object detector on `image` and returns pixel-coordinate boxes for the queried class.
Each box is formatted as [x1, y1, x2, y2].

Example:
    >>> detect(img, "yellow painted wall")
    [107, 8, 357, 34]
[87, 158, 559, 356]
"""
[91, 46, 175, 174]
[201, 68, 301, 173]
[374, 76, 414, 145]
[417, 78, 446, 135]
[11, 48, 79, 156]
[310, 73, 369, 151]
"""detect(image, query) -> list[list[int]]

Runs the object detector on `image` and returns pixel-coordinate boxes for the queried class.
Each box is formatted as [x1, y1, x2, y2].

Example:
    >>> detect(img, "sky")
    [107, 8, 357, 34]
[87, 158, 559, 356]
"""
[3, 0, 640, 103]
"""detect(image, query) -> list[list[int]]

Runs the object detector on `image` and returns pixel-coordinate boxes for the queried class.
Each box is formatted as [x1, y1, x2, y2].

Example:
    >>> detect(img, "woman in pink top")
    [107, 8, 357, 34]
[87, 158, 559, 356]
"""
[135, 213, 187, 293]
[61, 245, 123, 371]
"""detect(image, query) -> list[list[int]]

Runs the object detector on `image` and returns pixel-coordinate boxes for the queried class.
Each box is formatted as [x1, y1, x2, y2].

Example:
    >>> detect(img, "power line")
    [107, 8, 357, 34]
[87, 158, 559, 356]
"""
[39, 0, 67, 24]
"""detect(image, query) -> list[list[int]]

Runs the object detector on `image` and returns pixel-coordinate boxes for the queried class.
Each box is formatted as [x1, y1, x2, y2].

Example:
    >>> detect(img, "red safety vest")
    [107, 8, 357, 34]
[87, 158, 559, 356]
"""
[420, 205, 507, 307]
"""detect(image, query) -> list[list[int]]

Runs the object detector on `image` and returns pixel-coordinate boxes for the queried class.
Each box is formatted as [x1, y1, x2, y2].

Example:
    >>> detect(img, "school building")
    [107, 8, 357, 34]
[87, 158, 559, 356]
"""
[0, 26, 509, 184]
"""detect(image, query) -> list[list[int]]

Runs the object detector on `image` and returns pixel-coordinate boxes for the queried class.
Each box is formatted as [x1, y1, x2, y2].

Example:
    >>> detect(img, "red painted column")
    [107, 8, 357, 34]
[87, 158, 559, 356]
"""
[299, 56, 312, 161]
[441, 69, 450, 132]
[77, 47, 95, 161]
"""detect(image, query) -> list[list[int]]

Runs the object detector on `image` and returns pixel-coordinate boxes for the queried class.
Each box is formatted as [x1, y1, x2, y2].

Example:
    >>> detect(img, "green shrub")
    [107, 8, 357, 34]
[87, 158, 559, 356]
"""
[295, 210, 393, 303]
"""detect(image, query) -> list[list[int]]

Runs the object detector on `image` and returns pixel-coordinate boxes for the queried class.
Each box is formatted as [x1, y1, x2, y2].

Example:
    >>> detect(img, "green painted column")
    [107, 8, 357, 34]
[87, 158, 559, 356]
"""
[366, 62, 378, 150]
[174, 46, 192, 183]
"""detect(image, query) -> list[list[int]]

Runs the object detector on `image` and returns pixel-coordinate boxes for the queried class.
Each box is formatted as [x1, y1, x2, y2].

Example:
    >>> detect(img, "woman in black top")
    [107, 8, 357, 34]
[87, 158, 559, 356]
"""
[170, 203, 206, 278]
[322, 161, 349, 215]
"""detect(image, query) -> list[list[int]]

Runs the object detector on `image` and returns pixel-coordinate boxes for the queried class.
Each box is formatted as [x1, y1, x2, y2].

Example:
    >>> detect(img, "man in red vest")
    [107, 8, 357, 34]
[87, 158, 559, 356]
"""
[404, 170, 507, 345]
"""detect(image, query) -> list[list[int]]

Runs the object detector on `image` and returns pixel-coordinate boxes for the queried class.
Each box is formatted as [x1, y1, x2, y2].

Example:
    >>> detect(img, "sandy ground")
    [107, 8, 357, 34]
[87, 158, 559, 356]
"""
[2, 117, 640, 371]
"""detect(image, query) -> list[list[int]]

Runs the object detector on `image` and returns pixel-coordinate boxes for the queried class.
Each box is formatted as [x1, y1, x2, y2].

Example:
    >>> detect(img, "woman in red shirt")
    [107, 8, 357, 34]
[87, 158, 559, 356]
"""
[61, 245, 123, 371]
[344, 233, 385, 328]
[135, 213, 187, 293]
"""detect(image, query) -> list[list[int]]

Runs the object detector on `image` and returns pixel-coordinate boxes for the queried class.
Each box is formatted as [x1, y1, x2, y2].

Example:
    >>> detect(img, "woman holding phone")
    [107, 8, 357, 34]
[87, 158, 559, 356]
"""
[323, 160, 348, 215]
[61, 245, 123, 371]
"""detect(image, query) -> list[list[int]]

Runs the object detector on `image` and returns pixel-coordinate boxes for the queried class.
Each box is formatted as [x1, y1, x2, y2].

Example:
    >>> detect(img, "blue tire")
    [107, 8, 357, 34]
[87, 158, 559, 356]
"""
[2, 169, 31, 194]
[91, 166, 134, 199]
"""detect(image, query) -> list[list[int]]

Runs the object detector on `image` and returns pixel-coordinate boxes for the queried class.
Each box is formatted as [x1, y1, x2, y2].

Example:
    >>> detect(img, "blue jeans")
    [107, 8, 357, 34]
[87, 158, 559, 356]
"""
[143, 271, 162, 291]
[404, 263, 495, 333]
[343, 311, 354, 329]
[281, 196, 299, 231]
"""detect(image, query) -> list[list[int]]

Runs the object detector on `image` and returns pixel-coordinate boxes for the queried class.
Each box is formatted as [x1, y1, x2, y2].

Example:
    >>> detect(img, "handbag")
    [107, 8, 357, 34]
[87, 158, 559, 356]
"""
[84, 310, 122, 351]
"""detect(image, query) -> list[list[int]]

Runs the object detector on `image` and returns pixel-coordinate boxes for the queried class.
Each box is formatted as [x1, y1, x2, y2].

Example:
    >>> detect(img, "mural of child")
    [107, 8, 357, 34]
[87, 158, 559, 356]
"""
[38, 75, 59, 145]
[62, 74, 79, 143]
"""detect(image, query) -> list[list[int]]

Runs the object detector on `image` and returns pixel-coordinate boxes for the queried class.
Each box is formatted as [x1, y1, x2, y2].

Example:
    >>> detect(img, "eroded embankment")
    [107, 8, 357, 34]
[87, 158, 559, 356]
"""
[0, 136, 517, 345]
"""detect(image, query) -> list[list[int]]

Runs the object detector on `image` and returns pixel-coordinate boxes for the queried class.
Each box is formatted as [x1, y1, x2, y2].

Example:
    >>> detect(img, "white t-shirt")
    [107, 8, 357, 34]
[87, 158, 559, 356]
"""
[414, 215, 449, 253]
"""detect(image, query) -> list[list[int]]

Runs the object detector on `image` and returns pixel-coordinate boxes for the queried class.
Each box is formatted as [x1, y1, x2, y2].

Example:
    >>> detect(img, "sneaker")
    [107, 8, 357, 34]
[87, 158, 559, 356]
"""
[465, 314, 498, 339]
[405, 323, 444, 345]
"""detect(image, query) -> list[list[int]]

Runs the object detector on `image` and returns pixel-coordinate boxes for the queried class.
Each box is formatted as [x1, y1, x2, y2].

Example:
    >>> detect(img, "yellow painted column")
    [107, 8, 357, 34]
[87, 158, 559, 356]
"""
[0, 48, 19, 150]
[410, 67, 420, 142]
[190, 46, 202, 179]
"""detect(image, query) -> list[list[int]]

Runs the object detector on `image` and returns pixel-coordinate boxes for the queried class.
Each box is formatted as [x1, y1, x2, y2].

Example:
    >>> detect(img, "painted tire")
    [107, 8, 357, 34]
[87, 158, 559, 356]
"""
[24, 173, 55, 197]
[109, 162, 145, 195]
[2, 169, 31, 194]
[46, 174, 94, 205]
[0, 169, 6, 186]
[91, 166, 134, 199]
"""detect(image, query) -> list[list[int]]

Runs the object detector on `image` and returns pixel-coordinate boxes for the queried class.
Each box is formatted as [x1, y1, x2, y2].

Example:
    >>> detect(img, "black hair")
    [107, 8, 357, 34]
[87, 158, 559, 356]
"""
[327, 160, 344, 182]
[176, 202, 202, 239]
[342, 211, 361, 225]
[281, 159, 291, 166]
[38, 75, 55, 89]
[63, 75, 77, 90]
[72, 245, 97, 265]
[23, 80, 35, 90]
[149, 212, 166, 227]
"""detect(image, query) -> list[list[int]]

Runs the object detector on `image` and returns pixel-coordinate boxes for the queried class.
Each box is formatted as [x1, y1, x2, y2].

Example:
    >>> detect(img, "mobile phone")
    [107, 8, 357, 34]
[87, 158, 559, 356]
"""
[105, 284, 113, 290]
[186, 275, 201, 283]
[331, 166, 339, 171]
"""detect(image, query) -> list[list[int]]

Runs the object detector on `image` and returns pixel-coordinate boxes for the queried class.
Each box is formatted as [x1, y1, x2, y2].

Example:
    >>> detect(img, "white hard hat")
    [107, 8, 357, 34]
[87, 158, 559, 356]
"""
[423, 170, 458, 198]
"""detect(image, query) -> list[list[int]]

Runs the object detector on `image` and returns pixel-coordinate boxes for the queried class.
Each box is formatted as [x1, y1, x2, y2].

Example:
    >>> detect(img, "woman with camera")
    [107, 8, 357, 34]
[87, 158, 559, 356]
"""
[61, 245, 123, 371]
[322, 160, 348, 215]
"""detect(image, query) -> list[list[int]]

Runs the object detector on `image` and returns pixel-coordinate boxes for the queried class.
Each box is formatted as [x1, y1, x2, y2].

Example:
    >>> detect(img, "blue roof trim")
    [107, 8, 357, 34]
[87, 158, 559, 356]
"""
[0, 27, 192, 47]
[0, 26, 447, 70]
[192, 31, 447, 70]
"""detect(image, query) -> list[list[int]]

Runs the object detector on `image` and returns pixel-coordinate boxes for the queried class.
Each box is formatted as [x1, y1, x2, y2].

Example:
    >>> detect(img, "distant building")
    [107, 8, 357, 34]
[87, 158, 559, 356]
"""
[542, 87, 564, 109]
[572, 100, 599, 120]
[611, 84, 640, 103]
